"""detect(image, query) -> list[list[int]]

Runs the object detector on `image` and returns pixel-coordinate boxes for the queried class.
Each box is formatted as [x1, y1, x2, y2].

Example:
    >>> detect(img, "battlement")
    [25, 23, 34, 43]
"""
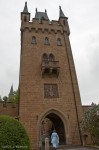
[21, 20, 70, 35]
[21, 3, 70, 35]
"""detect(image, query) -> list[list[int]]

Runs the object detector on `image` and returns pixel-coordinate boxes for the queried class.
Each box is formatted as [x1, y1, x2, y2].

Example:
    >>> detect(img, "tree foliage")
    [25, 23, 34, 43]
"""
[3, 96, 8, 102]
[0, 96, 2, 101]
[81, 104, 99, 145]
[0, 115, 30, 150]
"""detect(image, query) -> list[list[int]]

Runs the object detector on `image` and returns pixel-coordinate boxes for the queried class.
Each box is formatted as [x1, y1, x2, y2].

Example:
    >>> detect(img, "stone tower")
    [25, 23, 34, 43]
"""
[19, 2, 83, 149]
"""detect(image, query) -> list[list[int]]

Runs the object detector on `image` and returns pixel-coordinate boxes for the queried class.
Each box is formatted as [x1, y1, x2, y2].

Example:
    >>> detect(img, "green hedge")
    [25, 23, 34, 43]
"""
[0, 115, 30, 150]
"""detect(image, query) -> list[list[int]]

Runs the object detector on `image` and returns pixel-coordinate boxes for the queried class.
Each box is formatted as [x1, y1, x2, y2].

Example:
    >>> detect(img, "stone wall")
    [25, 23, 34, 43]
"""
[0, 102, 19, 118]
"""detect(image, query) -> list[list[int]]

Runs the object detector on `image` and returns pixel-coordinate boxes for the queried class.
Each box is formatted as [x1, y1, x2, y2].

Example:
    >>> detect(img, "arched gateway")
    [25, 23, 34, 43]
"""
[38, 109, 69, 146]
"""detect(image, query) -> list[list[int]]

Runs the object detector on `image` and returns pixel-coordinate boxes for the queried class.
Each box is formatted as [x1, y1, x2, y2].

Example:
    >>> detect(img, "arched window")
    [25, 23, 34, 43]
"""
[32, 36, 36, 44]
[57, 38, 62, 46]
[42, 53, 48, 61]
[49, 53, 55, 61]
[44, 37, 50, 45]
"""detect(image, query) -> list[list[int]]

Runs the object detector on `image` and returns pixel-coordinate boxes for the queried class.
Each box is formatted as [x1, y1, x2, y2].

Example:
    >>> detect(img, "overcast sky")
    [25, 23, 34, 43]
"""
[0, 0, 99, 105]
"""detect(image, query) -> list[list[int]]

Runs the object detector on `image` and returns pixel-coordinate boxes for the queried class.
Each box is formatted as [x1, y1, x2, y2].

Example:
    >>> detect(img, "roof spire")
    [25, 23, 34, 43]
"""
[10, 84, 13, 94]
[45, 9, 47, 13]
[59, 6, 66, 18]
[9, 84, 14, 97]
[23, 2, 28, 13]
[36, 8, 37, 12]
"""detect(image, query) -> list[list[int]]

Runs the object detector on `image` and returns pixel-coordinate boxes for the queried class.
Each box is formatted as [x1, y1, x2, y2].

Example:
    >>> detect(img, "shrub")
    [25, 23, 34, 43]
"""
[0, 115, 30, 150]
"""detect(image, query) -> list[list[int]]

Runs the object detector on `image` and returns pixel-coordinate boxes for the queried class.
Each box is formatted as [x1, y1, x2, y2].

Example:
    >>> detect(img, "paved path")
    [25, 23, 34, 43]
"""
[58, 147, 99, 150]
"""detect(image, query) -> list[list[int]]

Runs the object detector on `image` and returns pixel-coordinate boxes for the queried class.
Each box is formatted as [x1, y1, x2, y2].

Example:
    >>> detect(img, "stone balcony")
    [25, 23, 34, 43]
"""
[41, 60, 60, 77]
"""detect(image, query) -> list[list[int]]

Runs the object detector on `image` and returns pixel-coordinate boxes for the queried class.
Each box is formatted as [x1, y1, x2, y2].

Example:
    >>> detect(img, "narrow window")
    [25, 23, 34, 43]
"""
[44, 37, 50, 45]
[32, 36, 36, 44]
[42, 53, 48, 62]
[49, 53, 55, 61]
[57, 38, 62, 46]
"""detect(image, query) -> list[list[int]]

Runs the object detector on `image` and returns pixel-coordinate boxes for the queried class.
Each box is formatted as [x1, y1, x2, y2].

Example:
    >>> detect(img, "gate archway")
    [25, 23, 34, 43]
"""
[39, 110, 67, 146]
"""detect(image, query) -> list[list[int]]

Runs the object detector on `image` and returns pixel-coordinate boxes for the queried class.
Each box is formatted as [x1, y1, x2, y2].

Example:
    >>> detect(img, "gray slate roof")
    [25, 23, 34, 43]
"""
[35, 11, 49, 20]
[23, 2, 29, 13]
[59, 6, 67, 18]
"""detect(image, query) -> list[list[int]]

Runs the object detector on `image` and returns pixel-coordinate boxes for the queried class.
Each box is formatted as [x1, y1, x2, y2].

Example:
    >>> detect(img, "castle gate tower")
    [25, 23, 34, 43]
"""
[19, 2, 83, 149]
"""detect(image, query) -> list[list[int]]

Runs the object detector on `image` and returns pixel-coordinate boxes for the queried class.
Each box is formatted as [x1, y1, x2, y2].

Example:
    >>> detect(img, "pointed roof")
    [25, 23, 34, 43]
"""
[22, 2, 29, 13]
[35, 8, 49, 20]
[9, 84, 13, 96]
[59, 6, 67, 19]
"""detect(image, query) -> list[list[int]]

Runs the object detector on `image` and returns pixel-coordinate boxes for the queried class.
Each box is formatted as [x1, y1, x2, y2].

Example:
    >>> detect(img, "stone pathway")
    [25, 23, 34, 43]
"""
[58, 147, 99, 150]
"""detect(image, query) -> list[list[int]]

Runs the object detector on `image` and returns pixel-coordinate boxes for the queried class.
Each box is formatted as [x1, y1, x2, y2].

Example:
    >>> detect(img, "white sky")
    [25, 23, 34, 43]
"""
[0, 0, 99, 105]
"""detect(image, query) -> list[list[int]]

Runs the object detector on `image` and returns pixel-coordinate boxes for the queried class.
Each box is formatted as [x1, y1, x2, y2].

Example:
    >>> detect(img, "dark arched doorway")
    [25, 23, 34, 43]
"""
[40, 113, 66, 145]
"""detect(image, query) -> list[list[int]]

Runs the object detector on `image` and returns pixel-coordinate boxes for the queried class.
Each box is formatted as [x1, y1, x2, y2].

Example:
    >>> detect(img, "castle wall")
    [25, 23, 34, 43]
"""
[0, 102, 18, 118]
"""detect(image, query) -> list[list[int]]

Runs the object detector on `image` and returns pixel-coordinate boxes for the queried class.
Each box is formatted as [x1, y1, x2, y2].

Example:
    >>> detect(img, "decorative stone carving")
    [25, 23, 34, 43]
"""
[44, 84, 58, 98]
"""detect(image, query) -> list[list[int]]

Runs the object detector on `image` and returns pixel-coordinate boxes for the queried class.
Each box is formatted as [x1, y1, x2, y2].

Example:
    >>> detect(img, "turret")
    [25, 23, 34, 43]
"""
[58, 6, 70, 35]
[21, 2, 30, 22]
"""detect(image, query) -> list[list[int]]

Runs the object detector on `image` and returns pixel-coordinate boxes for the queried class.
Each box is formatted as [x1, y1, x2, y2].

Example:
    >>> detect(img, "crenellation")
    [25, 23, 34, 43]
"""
[21, 25, 64, 35]
[51, 20, 59, 25]
[38, 28, 43, 33]
[21, 16, 70, 36]
[31, 27, 36, 32]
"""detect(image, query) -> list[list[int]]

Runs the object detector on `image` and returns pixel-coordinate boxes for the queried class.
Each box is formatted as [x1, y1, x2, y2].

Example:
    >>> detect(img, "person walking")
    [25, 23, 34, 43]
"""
[51, 130, 59, 149]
